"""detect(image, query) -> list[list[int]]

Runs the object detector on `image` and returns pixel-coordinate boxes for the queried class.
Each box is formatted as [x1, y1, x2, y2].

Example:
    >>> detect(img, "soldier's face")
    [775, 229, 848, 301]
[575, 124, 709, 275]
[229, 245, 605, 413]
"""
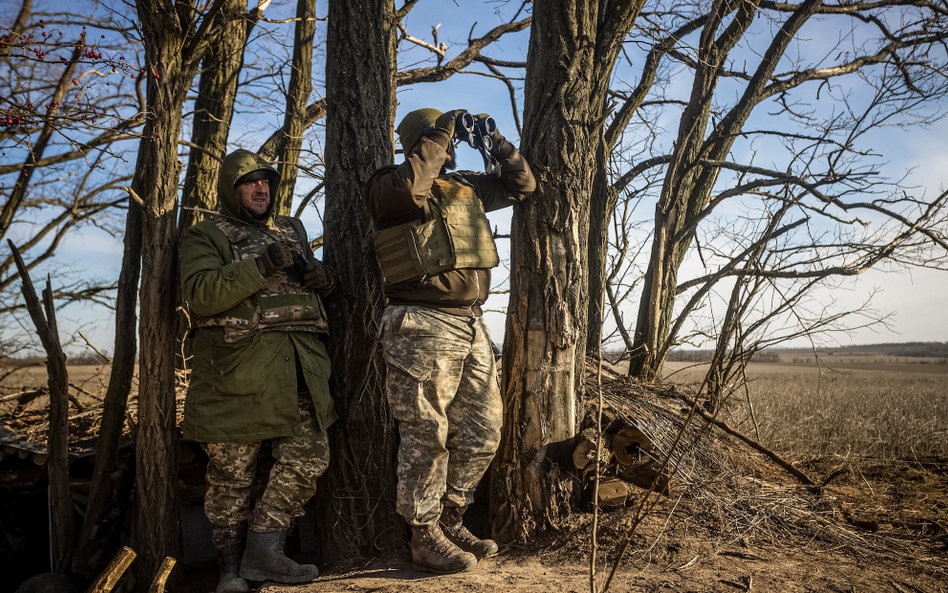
[236, 179, 271, 216]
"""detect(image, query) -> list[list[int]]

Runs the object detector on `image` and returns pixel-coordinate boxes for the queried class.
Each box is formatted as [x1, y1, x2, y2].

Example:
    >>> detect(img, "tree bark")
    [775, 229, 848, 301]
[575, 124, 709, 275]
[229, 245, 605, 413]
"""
[491, 0, 642, 544]
[132, 1, 229, 587]
[272, 0, 316, 216]
[317, 0, 401, 561]
[179, 0, 251, 229]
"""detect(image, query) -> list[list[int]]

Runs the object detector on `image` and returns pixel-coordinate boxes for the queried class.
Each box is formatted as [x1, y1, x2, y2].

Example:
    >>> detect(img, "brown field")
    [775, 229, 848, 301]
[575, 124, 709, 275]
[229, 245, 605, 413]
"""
[660, 357, 948, 461]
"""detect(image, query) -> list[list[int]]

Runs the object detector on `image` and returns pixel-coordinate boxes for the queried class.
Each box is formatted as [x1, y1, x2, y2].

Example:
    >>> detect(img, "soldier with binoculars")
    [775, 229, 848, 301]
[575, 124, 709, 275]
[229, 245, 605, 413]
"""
[366, 109, 536, 573]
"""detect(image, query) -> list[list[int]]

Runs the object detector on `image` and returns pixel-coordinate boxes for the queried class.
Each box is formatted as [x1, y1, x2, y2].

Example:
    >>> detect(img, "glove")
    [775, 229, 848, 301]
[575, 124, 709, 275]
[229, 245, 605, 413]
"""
[256, 241, 295, 276]
[434, 109, 466, 141]
[474, 113, 504, 147]
[301, 259, 336, 295]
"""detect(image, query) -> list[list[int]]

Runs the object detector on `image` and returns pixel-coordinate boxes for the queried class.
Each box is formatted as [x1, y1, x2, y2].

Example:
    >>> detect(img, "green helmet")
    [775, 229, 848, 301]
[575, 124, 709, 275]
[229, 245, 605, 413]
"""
[396, 107, 442, 154]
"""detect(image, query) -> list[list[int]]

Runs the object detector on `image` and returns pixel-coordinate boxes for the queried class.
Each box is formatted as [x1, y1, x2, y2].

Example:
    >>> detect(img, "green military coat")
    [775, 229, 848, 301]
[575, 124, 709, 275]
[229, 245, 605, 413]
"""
[179, 149, 337, 442]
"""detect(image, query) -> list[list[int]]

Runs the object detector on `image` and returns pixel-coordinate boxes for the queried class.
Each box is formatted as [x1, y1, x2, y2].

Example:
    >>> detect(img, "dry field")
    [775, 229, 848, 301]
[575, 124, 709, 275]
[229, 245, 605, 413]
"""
[661, 356, 948, 461]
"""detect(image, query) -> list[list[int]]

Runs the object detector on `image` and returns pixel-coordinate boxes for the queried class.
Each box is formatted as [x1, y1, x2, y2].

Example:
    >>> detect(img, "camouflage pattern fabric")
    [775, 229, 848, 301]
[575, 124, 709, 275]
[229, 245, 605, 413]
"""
[380, 304, 502, 525]
[202, 394, 330, 543]
[193, 215, 329, 343]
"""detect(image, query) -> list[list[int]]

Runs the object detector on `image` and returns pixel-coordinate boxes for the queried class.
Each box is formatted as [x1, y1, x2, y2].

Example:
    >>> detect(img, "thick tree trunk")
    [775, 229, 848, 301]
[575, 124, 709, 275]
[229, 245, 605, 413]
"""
[318, 0, 401, 562]
[129, 64, 185, 591]
[272, 0, 315, 216]
[491, 0, 642, 544]
[179, 0, 249, 229]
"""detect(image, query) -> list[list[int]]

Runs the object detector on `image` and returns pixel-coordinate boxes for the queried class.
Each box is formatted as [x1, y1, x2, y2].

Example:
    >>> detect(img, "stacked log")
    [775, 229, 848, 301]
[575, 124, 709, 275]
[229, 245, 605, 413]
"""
[573, 402, 674, 509]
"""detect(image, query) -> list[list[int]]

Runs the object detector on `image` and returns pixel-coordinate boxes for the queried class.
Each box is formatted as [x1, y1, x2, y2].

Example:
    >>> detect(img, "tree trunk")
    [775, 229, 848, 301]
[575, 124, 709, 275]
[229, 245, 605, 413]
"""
[129, 62, 184, 593]
[9, 245, 73, 571]
[317, 0, 401, 562]
[491, 0, 642, 544]
[272, 0, 316, 216]
[585, 140, 616, 354]
[132, 1, 228, 586]
[179, 0, 250, 229]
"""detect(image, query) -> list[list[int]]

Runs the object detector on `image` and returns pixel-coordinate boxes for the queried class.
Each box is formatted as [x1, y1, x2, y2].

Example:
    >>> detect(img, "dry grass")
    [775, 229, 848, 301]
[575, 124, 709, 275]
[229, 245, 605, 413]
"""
[662, 359, 948, 461]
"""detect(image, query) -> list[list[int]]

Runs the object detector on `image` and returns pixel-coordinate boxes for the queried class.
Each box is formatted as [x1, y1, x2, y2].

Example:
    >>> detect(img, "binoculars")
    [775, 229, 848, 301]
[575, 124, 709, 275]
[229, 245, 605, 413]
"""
[454, 111, 501, 177]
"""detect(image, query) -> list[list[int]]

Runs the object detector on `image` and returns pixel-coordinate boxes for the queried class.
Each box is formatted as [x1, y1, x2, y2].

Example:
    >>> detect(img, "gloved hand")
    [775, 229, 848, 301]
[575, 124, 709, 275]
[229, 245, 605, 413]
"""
[474, 113, 504, 147]
[256, 241, 295, 276]
[434, 109, 466, 141]
[301, 259, 336, 295]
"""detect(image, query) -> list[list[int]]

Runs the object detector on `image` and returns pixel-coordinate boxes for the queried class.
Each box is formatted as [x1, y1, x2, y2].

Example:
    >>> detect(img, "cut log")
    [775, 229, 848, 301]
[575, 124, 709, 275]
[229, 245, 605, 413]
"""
[88, 545, 136, 593]
[147, 556, 176, 593]
[618, 462, 671, 496]
[611, 426, 653, 466]
[596, 478, 632, 508]
[572, 428, 611, 474]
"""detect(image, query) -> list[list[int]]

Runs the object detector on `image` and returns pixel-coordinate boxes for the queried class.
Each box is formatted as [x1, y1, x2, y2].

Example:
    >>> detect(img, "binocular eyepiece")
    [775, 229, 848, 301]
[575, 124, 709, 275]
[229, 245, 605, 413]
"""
[453, 111, 500, 177]
[455, 112, 497, 146]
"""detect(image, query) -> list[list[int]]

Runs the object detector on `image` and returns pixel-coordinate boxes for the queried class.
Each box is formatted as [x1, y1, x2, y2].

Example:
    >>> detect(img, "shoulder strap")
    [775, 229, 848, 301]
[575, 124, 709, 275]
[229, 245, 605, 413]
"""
[276, 215, 310, 251]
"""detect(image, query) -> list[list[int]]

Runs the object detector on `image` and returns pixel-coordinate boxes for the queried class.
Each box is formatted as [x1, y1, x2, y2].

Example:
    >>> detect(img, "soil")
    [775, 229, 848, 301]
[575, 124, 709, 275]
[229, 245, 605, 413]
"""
[175, 454, 946, 593]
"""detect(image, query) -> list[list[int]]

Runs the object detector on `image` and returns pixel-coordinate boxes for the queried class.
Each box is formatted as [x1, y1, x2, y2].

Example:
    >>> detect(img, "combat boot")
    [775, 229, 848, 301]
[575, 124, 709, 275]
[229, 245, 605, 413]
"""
[239, 530, 318, 584]
[410, 523, 478, 574]
[215, 546, 249, 593]
[439, 505, 499, 560]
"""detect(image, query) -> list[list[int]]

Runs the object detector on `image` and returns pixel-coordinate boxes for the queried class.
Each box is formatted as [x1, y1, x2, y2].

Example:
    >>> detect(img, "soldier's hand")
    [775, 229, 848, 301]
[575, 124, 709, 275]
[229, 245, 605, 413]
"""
[301, 260, 336, 295]
[474, 113, 504, 147]
[257, 241, 295, 276]
[435, 109, 466, 141]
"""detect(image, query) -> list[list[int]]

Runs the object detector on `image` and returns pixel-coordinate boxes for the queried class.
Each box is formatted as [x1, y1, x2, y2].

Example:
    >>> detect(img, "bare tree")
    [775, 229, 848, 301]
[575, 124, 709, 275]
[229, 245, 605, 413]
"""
[491, 0, 644, 544]
[1, 5, 144, 326]
[580, 0, 948, 379]
[131, 0, 234, 585]
[178, 0, 262, 229]
[271, 0, 317, 216]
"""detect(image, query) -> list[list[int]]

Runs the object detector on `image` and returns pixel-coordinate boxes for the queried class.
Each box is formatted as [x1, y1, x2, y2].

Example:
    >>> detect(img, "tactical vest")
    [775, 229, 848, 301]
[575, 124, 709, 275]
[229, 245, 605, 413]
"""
[192, 215, 329, 342]
[372, 176, 500, 285]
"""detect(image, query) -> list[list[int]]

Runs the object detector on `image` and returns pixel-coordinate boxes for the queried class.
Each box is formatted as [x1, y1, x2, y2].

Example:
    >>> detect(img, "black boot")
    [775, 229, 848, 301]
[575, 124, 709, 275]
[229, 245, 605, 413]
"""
[215, 546, 249, 593]
[439, 505, 498, 560]
[239, 530, 318, 584]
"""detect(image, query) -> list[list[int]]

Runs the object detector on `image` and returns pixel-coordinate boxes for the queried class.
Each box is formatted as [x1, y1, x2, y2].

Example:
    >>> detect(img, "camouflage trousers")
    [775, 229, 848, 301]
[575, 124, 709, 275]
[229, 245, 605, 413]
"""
[202, 395, 330, 548]
[380, 304, 503, 526]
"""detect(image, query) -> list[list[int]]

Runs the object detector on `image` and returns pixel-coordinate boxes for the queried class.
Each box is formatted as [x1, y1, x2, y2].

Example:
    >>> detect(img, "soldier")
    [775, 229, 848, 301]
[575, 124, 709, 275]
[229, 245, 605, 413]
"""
[366, 108, 536, 573]
[180, 149, 336, 592]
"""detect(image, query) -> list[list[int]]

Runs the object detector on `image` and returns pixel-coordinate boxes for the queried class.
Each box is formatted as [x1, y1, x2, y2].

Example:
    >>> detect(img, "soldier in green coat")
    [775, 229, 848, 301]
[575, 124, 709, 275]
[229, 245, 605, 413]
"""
[180, 149, 336, 592]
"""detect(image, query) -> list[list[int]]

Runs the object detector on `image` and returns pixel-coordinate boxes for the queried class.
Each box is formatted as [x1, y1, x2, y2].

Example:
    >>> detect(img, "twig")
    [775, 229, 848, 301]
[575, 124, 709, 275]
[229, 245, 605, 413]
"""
[78, 331, 112, 363]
